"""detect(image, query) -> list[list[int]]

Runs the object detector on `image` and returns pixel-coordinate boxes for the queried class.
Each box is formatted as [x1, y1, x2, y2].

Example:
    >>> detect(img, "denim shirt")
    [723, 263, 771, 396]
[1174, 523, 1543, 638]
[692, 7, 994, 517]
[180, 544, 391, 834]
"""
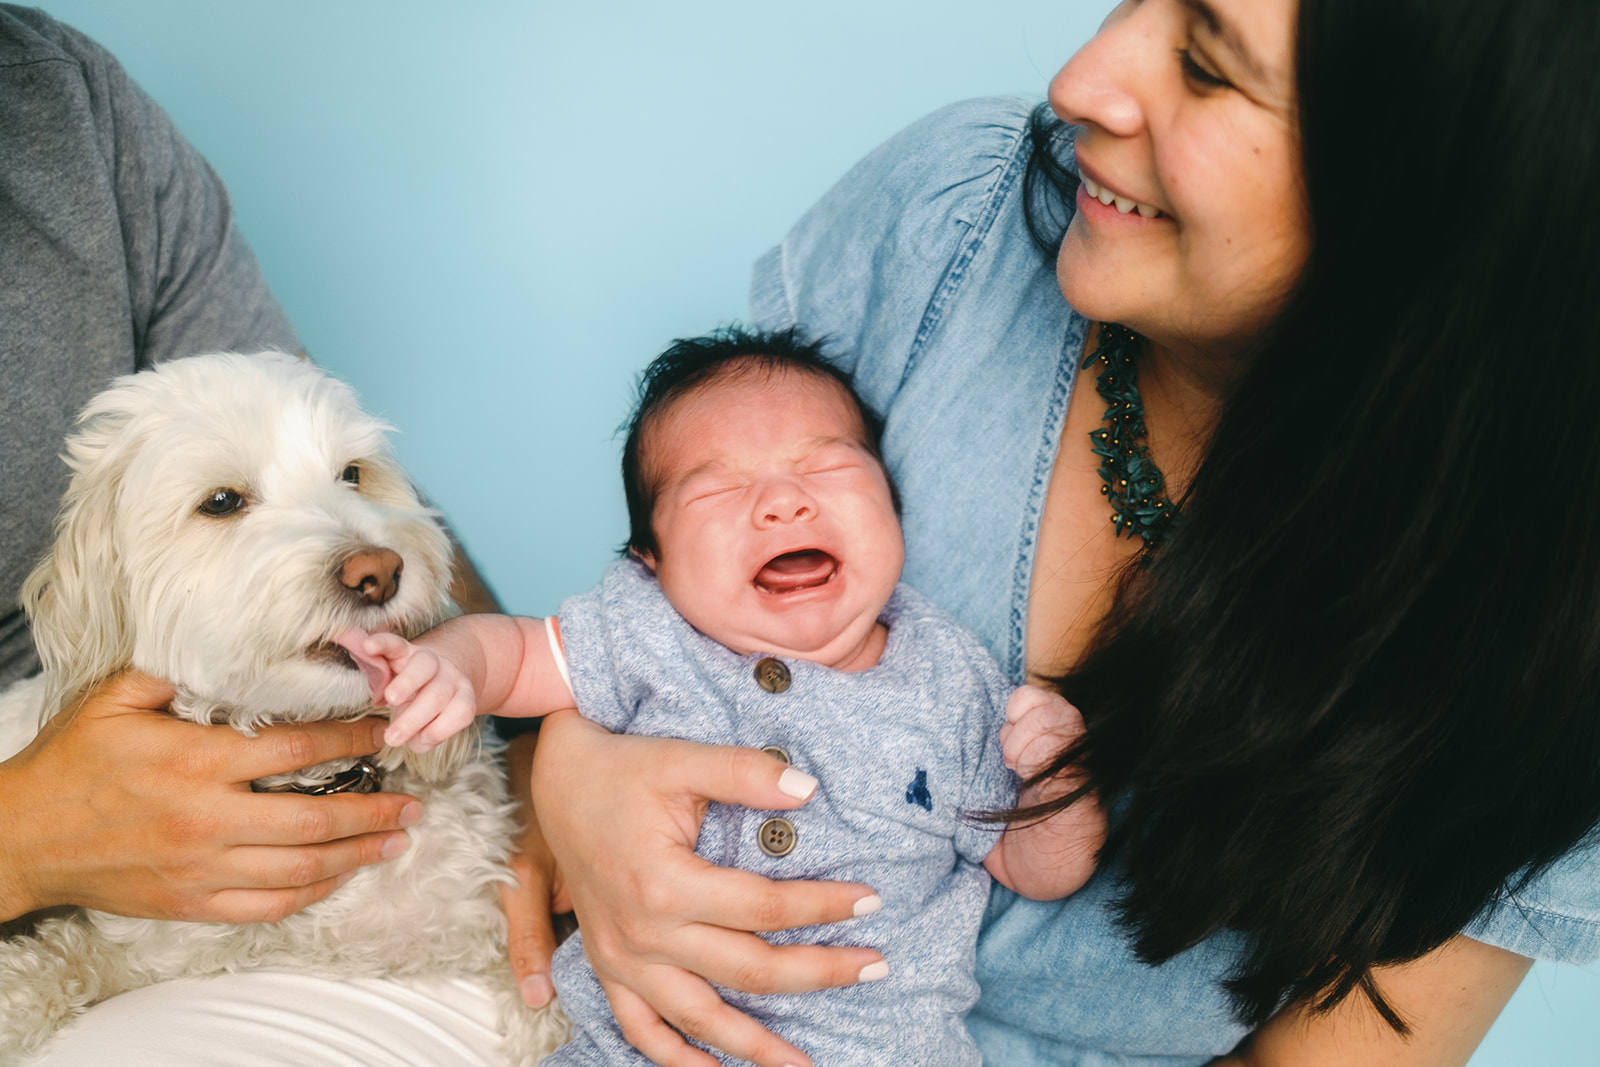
[750, 96, 1600, 1065]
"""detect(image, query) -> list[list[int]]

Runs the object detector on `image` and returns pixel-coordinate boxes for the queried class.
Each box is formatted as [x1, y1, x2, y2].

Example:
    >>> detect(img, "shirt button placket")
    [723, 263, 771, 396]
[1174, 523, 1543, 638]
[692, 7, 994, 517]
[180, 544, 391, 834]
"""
[752, 657, 797, 859]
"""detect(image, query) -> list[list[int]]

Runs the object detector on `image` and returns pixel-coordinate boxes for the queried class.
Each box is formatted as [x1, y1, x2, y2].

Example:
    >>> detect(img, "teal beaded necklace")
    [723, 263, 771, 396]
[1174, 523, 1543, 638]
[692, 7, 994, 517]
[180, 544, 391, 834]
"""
[1084, 322, 1180, 545]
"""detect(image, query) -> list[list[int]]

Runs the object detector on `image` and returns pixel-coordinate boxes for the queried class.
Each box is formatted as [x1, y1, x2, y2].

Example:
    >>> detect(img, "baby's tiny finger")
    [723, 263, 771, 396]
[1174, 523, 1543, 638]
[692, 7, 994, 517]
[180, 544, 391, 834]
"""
[1005, 686, 1038, 723]
[386, 659, 438, 708]
[383, 712, 420, 749]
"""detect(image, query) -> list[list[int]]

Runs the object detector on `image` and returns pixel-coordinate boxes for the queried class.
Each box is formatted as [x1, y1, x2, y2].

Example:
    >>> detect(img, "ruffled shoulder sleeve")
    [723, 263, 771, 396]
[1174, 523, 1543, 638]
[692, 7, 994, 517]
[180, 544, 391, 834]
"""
[750, 96, 1038, 416]
[1466, 830, 1600, 965]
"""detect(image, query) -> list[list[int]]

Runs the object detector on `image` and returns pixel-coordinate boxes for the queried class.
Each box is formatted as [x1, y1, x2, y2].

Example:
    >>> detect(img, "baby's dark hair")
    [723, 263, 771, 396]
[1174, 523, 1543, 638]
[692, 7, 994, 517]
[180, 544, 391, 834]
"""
[621, 324, 896, 557]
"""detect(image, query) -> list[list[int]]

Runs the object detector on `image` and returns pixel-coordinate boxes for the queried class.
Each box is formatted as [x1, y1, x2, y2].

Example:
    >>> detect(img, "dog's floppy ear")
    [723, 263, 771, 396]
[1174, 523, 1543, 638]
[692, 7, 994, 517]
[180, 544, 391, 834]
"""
[21, 406, 139, 726]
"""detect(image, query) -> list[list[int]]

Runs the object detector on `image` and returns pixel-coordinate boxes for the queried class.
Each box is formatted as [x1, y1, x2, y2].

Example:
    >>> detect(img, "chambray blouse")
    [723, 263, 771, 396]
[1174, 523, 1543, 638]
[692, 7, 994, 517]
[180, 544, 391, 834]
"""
[749, 95, 1600, 1066]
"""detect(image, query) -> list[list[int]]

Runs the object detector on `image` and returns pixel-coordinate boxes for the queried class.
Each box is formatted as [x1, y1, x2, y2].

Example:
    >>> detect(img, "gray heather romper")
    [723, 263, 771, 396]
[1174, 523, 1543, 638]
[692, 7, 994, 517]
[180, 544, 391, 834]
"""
[546, 559, 1016, 1066]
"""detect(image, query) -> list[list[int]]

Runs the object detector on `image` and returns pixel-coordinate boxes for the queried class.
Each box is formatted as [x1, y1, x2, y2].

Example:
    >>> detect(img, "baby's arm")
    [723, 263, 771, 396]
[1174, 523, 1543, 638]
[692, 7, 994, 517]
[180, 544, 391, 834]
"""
[339, 615, 576, 752]
[984, 685, 1107, 901]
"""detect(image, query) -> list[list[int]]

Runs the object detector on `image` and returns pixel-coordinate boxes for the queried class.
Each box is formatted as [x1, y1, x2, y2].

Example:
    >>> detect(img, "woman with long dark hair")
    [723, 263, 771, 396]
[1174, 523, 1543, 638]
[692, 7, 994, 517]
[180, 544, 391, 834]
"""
[523, 0, 1600, 1063]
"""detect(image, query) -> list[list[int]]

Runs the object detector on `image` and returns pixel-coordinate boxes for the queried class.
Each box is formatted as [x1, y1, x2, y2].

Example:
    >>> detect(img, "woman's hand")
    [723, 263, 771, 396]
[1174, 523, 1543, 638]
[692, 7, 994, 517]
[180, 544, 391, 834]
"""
[0, 670, 421, 924]
[531, 708, 887, 1067]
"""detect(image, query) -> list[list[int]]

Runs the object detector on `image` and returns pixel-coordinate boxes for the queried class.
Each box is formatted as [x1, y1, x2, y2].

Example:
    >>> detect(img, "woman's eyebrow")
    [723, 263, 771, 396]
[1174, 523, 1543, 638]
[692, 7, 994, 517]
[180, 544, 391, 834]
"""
[1179, 0, 1273, 87]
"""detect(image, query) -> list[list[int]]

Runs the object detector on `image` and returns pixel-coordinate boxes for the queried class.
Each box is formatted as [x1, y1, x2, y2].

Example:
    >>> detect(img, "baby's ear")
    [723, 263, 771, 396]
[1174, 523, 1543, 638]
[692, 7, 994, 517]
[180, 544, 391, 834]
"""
[629, 546, 658, 573]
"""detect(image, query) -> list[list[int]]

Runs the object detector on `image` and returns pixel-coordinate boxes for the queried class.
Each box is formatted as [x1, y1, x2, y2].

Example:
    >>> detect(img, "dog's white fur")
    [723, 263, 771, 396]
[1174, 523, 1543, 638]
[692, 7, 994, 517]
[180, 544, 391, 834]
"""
[0, 353, 567, 1062]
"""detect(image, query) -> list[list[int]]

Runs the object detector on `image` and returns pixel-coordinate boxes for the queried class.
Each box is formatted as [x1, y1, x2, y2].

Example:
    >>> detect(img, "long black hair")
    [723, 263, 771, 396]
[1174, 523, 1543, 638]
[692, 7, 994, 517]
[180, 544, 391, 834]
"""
[1021, 0, 1600, 1031]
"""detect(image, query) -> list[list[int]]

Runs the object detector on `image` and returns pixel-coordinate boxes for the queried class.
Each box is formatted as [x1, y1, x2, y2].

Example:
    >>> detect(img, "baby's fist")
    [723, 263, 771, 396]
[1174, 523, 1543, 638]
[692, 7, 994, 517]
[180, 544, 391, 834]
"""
[1000, 685, 1086, 780]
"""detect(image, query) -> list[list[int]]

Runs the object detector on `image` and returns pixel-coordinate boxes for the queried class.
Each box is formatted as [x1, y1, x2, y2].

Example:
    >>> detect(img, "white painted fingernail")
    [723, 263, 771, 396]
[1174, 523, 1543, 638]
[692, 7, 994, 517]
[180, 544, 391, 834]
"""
[852, 893, 883, 917]
[857, 961, 889, 983]
[777, 767, 818, 800]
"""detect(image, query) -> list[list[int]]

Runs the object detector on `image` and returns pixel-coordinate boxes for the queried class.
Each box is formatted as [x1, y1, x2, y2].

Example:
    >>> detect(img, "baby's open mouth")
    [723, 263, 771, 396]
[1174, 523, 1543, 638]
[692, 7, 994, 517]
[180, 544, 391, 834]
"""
[754, 549, 839, 595]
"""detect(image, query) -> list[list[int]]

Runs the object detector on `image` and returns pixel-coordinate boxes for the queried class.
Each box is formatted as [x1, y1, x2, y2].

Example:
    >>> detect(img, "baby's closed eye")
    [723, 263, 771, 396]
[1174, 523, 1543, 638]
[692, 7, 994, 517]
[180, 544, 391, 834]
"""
[685, 481, 745, 505]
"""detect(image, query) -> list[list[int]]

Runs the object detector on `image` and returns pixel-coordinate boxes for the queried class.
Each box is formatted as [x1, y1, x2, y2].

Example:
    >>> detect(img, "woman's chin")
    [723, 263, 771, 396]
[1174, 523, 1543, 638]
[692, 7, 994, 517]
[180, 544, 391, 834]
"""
[1056, 234, 1131, 324]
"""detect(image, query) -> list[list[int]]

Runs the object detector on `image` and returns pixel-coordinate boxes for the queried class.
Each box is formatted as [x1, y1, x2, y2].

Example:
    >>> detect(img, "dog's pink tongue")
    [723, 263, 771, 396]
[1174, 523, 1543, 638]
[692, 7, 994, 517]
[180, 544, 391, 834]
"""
[335, 629, 392, 704]
[755, 550, 836, 594]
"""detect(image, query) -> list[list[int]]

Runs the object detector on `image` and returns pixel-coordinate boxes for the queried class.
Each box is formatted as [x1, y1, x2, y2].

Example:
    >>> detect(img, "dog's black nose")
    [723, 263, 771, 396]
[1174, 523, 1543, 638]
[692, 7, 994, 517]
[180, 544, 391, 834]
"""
[340, 548, 404, 605]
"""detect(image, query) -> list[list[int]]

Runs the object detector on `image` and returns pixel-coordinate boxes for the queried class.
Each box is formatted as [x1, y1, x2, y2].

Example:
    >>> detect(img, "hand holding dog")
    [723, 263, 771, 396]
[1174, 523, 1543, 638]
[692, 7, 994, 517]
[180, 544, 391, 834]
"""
[0, 670, 419, 925]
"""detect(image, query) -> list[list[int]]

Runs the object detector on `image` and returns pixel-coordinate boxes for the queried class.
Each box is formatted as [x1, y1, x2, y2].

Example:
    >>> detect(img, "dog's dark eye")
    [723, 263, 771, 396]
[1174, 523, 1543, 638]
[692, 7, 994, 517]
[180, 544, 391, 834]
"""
[198, 488, 246, 517]
[341, 464, 361, 487]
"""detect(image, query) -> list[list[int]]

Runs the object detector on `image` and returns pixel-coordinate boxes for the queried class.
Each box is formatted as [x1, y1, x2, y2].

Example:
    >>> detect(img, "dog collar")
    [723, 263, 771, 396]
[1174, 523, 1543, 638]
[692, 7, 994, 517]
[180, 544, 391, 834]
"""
[256, 757, 383, 796]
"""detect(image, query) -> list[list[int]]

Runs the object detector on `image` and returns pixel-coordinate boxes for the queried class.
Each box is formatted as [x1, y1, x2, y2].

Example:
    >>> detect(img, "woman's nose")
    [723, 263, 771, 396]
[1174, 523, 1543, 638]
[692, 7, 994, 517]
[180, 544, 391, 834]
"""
[755, 478, 817, 526]
[1049, 0, 1150, 137]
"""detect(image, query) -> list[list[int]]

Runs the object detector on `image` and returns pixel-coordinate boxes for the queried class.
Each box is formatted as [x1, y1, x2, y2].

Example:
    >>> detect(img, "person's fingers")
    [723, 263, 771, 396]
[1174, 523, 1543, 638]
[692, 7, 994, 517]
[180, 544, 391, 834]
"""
[604, 980, 722, 1067]
[197, 870, 356, 925]
[361, 631, 410, 657]
[497, 729, 568, 1005]
[669, 860, 880, 932]
[236, 790, 422, 845]
[665, 742, 819, 811]
[410, 694, 473, 753]
[655, 924, 888, 996]
[610, 969, 816, 1067]
[227, 829, 411, 891]
[226, 716, 389, 782]
[1005, 684, 1048, 724]
[382, 709, 425, 750]
[384, 651, 441, 709]
[499, 867, 559, 1007]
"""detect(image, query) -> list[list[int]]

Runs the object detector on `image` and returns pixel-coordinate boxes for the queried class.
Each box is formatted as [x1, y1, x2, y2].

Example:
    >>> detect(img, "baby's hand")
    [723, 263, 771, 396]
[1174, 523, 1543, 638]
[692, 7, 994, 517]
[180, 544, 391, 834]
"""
[999, 684, 1087, 780]
[335, 629, 478, 753]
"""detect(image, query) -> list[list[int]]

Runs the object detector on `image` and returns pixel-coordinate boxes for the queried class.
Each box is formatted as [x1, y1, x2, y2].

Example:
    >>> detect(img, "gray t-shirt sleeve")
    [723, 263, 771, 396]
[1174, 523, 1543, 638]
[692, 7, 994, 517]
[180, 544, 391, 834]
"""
[0, 6, 300, 688]
[553, 560, 680, 735]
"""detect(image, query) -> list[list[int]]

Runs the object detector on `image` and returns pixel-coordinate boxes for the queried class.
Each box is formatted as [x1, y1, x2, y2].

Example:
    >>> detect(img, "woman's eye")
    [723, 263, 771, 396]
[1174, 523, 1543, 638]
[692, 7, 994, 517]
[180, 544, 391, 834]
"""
[1178, 48, 1230, 90]
[197, 487, 247, 517]
[341, 464, 361, 487]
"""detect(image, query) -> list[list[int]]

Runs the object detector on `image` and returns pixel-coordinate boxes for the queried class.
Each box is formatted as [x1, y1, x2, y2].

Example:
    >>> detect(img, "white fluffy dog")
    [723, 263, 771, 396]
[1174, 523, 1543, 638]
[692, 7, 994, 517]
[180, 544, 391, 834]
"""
[0, 353, 567, 1062]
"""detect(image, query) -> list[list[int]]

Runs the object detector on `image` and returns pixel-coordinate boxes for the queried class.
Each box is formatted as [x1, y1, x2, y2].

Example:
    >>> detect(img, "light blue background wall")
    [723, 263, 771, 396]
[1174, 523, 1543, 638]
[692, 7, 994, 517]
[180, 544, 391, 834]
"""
[31, 2, 1597, 1061]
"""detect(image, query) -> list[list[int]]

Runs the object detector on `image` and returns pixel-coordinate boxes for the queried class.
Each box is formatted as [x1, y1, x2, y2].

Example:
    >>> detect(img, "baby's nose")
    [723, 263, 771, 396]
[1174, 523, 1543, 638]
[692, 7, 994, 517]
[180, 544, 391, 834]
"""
[339, 547, 404, 605]
[757, 481, 816, 525]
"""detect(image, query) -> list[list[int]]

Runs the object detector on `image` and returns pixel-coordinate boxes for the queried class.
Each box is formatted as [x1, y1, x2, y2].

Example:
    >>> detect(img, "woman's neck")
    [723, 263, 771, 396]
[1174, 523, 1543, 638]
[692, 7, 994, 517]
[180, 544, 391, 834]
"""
[1131, 335, 1242, 496]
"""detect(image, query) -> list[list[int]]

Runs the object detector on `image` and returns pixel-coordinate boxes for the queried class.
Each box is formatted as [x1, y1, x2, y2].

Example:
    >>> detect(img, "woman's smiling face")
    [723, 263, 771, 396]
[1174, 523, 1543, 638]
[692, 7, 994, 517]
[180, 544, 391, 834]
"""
[1051, 0, 1309, 356]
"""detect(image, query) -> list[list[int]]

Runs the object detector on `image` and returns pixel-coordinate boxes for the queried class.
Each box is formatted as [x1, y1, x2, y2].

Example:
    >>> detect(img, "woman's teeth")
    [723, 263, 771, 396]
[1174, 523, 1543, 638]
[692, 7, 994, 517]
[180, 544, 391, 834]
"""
[1081, 176, 1161, 218]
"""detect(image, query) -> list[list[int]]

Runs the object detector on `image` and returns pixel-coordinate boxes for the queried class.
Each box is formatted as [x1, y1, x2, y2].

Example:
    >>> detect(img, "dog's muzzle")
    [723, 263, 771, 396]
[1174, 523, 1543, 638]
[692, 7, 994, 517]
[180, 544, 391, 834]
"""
[252, 757, 383, 796]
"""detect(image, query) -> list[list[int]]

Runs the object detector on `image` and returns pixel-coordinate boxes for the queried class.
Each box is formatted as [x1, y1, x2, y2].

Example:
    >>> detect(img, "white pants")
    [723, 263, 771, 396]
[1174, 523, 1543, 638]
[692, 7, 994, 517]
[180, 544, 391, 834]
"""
[33, 972, 506, 1066]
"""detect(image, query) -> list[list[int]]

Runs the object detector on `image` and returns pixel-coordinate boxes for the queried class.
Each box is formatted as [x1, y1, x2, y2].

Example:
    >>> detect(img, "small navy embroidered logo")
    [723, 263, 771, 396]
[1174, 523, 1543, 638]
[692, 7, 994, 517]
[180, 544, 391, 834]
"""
[905, 768, 932, 811]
